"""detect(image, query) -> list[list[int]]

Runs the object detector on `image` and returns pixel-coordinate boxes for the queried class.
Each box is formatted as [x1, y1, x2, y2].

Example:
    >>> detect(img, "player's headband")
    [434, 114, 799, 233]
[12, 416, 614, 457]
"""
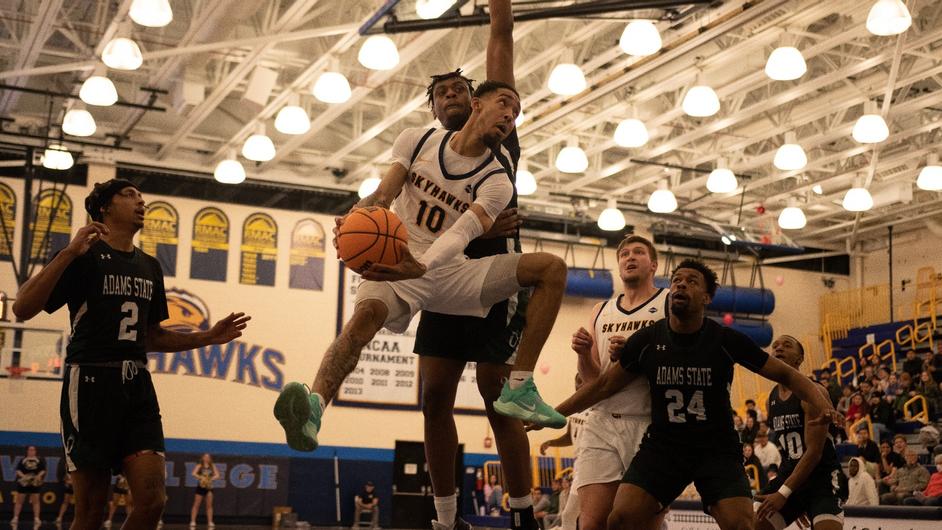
[85, 178, 139, 222]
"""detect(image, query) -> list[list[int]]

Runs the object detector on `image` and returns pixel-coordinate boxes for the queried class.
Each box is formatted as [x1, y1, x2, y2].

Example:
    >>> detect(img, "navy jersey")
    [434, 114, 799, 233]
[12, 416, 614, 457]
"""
[767, 384, 840, 477]
[619, 318, 770, 448]
[44, 240, 169, 364]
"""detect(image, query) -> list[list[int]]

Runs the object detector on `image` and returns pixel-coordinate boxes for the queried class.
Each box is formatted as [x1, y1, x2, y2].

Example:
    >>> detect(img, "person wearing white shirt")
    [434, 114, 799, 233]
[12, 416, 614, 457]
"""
[846, 457, 879, 506]
[753, 431, 782, 470]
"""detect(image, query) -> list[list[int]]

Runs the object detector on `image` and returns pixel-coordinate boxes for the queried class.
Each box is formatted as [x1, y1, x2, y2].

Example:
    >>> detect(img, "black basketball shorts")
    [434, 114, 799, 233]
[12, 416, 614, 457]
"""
[758, 468, 845, 529]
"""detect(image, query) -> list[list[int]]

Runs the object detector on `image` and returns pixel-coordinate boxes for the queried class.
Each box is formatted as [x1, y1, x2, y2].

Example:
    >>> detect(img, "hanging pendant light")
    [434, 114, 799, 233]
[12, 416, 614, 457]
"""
[129, 0, 173, 27]
[358, 35, 399, 71]
[313, 59, 352, 104]
[214, 149, 246, 184]
[516, 161, 537, 196]
[774, 131, 807, 171]
[647, 180, 678, 213]
[613, 109, 648, 148]
[274, 94, 311, 135]
[597, 198, 626, 231]
[778, 198, 807, 229]
[916, 154, 942, 191]
[765, 46, 807, 81]
[416, 0, 456, 19]
[101, 23, 143, 71]
[842, 178, 874, 212]
[62, 102, 96, 137]
[515, 110, 525, 127]
[852, 100, 889, 144]
[682, 71, 719, 117]
[42, 145, 74, 170]
[79, 66, 118, 106]
[548, 51, 586, 97]
[706, 157, 738, 193]
[242, 124, 276, 162]
[619, 20, 661, 57]
[555, 137, 588, 173]
[812, 184, 824, 195]
[867, 0, 912, 36]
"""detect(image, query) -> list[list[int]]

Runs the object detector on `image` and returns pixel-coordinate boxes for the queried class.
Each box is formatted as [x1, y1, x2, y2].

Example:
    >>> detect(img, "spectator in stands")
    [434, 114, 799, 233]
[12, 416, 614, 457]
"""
[742, 442, 768, 490]
[869, 391, 895, 442]
[542, 480, 562, 528]
[930, 350, 942, 384]
[903, 350, 924, 379]
[846, 393, 869, 422]
[353, 481, 379, 529]
[818, 370, 842, 405]
[733, 414, 745, 441]
[856, 426, 881, 466]
[876, 367, 890, 392]
[916, 371, 942, 418]
[484, 474, 503, 515]
[745, 399, 765, 422]
[556, 475, 572, 528]
[880, 449, 930, 505]
[836, 386, 853, 417]
[753, 430, 780, 471]
[903, 454, 942, 507]
[858, 380, 875, 402]
[766, 463, 779, 483]
[879, 439, 904, 489]
[846, 457, 879, 506]
[532, 487, 550, 529]
[742, 415, 760, 445]
[883, 373, 900, 402]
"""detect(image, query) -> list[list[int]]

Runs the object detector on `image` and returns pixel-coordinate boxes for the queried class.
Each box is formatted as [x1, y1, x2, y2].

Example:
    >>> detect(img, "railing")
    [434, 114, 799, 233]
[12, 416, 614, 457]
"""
[859, 339, 896, 373]
[821, 313, 852, 358]
[820, 284, 890, 331]
[903, 395, 929, 424]
[849, 415, 873, 443]
[896, 321, 936, 353]
[744, 464, 760, 492]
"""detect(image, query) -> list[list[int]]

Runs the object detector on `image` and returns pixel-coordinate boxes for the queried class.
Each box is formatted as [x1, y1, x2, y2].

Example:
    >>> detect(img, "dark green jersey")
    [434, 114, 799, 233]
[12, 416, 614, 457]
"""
[619, 318, 770, 448]
[767, 383, 840, 478]
[44, 240, 169, 364]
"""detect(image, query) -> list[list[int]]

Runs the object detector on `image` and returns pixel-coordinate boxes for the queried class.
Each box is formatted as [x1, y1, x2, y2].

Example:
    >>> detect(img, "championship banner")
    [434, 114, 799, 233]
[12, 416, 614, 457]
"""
[336, 265, 421, 409]
[240, 212, 277, 286]
[29, 188, 72, 264]
[0, 182, 15, 261]
[190, 207, 229, 282]
[140, 201, 179, 276]
[288, 218, 325, 290]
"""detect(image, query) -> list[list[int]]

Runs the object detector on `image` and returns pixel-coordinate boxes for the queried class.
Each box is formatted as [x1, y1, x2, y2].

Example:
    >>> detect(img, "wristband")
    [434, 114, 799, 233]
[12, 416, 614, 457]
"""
[778, 484, 792, 499]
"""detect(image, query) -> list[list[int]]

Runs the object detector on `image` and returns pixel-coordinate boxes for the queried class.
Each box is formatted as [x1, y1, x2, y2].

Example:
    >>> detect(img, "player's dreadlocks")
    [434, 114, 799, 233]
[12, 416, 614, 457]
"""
[425, 68, 475, 108]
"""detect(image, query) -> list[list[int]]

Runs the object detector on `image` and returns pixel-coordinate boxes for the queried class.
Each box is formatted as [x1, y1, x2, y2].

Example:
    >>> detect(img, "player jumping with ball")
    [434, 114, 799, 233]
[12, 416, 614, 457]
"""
[274, 79, 570, 452]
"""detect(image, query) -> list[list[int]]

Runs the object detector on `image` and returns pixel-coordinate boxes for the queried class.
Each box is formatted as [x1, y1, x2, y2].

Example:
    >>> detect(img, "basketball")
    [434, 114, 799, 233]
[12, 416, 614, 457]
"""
[337, 207, 408, 273]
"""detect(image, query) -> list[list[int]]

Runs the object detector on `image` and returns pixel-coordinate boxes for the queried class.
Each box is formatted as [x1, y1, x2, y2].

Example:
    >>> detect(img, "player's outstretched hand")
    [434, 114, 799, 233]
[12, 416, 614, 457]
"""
[807, 408, 844, 429]
[571, 327, 593, 356]
[207, 312, 251, 344]
[754, 492, 787, 521]
[608, 335, 626, 362]
[361, 246, 426, 282]
[66, 222, 109, 257]
[481, 208, 521, 239]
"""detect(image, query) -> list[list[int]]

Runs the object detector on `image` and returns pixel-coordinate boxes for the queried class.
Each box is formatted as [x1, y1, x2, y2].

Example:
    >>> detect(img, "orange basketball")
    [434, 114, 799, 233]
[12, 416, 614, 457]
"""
[337, 207, 408, 273]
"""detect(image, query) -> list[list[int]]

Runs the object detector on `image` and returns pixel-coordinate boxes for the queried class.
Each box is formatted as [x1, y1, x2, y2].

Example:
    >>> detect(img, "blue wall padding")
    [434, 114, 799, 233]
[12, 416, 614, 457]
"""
[566, 268, 614, 299]
[708, 316, 774, 347]
[654, 277, 775, 315]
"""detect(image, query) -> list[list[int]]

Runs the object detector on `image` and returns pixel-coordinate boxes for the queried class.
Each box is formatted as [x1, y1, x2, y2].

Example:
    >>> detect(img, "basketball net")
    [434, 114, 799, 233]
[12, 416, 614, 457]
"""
[5, 365, 30, 393]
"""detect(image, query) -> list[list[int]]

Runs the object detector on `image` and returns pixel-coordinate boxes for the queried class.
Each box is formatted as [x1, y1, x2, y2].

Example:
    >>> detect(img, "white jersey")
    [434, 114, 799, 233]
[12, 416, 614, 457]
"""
[569, 410, 590, 444]
[593, 288, 668, 416]
[390, 128, 513, 261]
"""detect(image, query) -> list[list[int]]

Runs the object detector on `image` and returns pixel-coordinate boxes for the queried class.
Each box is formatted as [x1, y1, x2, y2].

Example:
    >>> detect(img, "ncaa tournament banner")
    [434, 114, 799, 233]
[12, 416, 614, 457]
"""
[190, 207, 229, 282]
[240, 212, 277, 287]
[335, 266, 486, 413]
[288, 218, 326, 290]
[29, 189, 71, 264]
[140, 201, 179, 276]
[0, 182, 14, 261]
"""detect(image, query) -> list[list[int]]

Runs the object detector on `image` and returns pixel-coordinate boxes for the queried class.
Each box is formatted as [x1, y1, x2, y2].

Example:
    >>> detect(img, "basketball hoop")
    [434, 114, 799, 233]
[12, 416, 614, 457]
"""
[5, 365, 31, 378]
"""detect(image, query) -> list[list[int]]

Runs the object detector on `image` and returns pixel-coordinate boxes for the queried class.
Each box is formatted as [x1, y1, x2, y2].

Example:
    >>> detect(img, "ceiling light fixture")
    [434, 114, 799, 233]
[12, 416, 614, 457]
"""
[516, 161, 537, 196]
[242, 124, 276, 162]
[682, 71, 720, 117]
[647, 180, 678, 213]
[129, 0, 173, 27]
[619, 20, 661, 57]
[867, 0, 912, 36]
[916, 154, 942, 191]
[706, 157, 738, 193]
[62, 102, 96, 137]
[852, 100, 889, 144]
[101, 23, 143, 71]
[547, 51, 586, 96]
[774, 131, 807, 170]
[42, 145, 74, 170]
[358, 168, 382, 198]
[778, 198, 807, 229]
[214, 150, 246, 184]
[358, 35, 399, 71]
[765, 45, 806, 81]
[613, 109, 649, 148]
[312, 61, 352, 104]
[274, 94, 311, 135]
[842, 178, 874, 212]
[79, 66, 118, 106]
[555, 137, 588, 173]
[597, 198, 626, 231]
[416, 0, 456, 19]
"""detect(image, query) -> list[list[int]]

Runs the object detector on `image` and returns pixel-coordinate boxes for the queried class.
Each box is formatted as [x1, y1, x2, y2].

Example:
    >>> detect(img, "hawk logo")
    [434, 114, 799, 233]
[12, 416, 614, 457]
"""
[656, 344, 666, 351]
[164, 288, 211, 333]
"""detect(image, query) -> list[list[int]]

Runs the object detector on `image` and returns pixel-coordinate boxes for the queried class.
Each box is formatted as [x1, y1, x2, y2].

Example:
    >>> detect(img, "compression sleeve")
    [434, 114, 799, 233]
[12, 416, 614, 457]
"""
[418, 210, 484, 271]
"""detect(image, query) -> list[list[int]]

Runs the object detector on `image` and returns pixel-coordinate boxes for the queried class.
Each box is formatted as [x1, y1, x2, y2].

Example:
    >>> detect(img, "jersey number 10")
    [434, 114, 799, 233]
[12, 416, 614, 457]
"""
[416, 200, 445, 233]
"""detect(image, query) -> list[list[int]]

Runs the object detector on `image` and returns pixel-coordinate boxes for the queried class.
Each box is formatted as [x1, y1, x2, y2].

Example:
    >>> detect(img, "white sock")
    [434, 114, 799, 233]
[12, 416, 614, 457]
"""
[313, 392, 326, 411]
[508, 371, 533, 390]
[508, 494, 533, 509]
[434, 494, 457, 526]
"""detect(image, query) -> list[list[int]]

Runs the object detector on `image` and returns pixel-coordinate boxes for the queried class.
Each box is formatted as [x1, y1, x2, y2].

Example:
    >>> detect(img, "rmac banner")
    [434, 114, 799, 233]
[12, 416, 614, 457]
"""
[0, 446, 288, 518]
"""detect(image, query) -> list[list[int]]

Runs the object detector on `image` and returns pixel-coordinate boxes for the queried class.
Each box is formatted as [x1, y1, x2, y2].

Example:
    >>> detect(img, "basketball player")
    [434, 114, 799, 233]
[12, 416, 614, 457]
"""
[535, 259, 840, 530]
[414, 2, 540, 528]
[275, 80, 570, 451]
[754, 335, 844, 530]
[13, 178, 250, 530]
[569, 236, 668, 530]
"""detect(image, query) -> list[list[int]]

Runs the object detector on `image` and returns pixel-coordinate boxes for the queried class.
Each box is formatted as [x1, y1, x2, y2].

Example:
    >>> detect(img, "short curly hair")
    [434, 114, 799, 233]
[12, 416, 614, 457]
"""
[426, 68, 474, 108]
[671, 258, 718, 297]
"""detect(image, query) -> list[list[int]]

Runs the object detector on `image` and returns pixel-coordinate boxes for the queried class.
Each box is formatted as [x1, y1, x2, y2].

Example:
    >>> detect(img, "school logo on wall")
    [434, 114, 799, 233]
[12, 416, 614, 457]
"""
[148, 288, 284, 391]
[140, 201, 179, 276]
[29, 188, 72, 264]
[289, 218, 325, 290]
[240, 212, 277, 286]
[0, 182, 15, 261]
[190, 207, 229, 282]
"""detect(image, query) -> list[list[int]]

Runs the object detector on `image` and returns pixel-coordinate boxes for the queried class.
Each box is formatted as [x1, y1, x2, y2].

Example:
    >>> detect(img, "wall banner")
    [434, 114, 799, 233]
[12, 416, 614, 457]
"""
[190, 207, 229, 282]
[0, 182, 15, 262]
[288, 218, 325, 290]
[240, 212, 277, 286]
[29, 189, 72, 264]
[140, 201, 179, 276]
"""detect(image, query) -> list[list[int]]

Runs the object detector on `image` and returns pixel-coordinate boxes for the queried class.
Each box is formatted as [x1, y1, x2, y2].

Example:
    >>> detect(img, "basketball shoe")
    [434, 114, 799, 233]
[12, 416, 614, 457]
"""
[274, 382, 322, 451]
[493, 377, 566, 428]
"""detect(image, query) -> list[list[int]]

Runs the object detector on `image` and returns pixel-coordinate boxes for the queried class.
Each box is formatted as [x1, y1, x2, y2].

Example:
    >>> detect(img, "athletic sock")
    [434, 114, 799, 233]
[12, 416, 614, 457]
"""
[508, 494, 533, 509]
[312, 392, 326, 411]
[508, 371, 533, 390]
[433, 494, 457, 527]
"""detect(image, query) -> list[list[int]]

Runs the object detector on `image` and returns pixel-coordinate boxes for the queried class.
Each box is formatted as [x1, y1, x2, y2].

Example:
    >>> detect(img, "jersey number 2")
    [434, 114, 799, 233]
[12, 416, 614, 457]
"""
[416, 200, 445, 233]
[118, 302, 138, 341]
[665, 389, 707, 423]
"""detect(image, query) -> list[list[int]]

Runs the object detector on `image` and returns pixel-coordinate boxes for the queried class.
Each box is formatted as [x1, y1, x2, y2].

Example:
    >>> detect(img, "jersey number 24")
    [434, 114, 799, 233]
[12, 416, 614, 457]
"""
[666, 389, 707, 423]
